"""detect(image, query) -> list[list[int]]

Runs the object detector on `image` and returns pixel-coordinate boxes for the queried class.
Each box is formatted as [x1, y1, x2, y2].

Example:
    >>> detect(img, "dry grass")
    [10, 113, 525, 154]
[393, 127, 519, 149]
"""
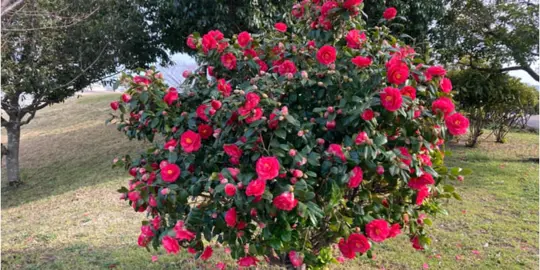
[1, 94, 538, 269]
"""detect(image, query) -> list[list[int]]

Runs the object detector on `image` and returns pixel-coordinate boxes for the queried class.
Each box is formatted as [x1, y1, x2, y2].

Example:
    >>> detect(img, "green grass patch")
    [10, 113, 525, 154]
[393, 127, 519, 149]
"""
[1, 94, 538, 269]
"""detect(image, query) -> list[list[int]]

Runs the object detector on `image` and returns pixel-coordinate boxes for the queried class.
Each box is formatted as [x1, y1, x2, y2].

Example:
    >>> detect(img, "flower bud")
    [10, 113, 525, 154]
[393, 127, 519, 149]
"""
[292, 169, 303, 178]
[290, 177, 298, 184]
[318, 81, 324, 87]
[297, 130, 304, 137]
[457, 175, 464, 182]
[376, 165, 385, 175]
[326, 120, 336, 130]
[161, 188, 170, 195]
[317, 138, 325, 145]
[182, 70, 191, 78]
[289, 149, 297, 157]
[301, 70, 308, 79]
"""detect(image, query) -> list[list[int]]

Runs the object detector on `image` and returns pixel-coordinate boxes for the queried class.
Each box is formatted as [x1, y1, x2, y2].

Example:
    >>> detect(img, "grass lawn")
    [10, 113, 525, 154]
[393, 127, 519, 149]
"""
[1, 93, 538, 269]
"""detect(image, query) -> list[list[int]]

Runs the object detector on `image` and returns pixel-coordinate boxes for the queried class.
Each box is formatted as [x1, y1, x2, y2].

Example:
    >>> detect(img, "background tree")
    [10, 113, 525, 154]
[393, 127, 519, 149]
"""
[1, 0, 168, 186]
[136, 0, 293, 54]
[433, 0, 539, 81]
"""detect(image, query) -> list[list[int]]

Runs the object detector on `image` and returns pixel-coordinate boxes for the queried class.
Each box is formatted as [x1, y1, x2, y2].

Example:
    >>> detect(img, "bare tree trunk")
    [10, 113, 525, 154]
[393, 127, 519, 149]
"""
[5, 121, 21, 186]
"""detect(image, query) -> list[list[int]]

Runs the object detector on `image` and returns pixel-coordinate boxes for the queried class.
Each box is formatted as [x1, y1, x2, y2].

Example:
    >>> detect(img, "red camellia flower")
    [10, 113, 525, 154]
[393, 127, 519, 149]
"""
[348, 166, 364, 188]
[133, 76, 151, 86]
[201, 246, 213, 260]
[196, 104, 210, 122]
[217, 79, 232, 97]
[397, 147, 412, 166]
[388, 224, 402, 238]
[383, 7, 398, 20]
[347, 233, 371, 254]
[427, 65, 447, 77]
[164, 138, 177, 150]
[361, 109, 375, 121]
[291, 3, 305, 18]
[445, 113, 469, 135]
[224, 144, 243, 160]
[225, 207, 237, 227]
[432, 97, 455, 117]
[380, 87, 403, 112]
[273, 192, 298, 211]
[400, 85, 416, 100]
[121, 93, 131, 103]
[245, 178, 266, 197]
[338, 238, 355, 259]
[161, 164, 181, 183]
[416, 186, 430, 205]
[351, 56, 372, 68]
[256, 156, 280, 180]
[289, 251, 303, 267]
[224, 183, 236, 196]
[274, 22, 287, 32]
[162, 235, 180, 254]
[257, 59, 269, 72]
[237, 256, 259, 267]
[365, 219, 390, 242]
[278, 60, 297, 76]
[237, 31, 251, 48]
[268, 113, 279, 129]
[174, 220, 195, 241]
[411, 236, 424, 250]
[343, 0, 363, 10]
[244, 92, 261, 110]
[328, 144, 346, 161]
[201, 33, 218, 53]
[321, 1, 339, 16]
[163, 87, 178, 106]
[221, 53, 237, 70]
[180, 130, 202, 153]
[197, 124, 213, 139]
[186, 34, 196, 49]
[316, 45, 337, 65]
[387, 60, 409, 85]
[408, 172, 435, 189]
[245, 107, 263, 124]
[440, 77, 452, 93]
[110, 101, 119, 110]
[345, 30, 367, 49]
[211, 100, 222, 110]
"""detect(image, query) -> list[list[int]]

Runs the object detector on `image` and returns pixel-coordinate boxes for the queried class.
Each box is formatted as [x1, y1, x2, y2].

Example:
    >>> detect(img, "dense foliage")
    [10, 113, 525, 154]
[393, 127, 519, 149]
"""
[112, 1, 470, 268]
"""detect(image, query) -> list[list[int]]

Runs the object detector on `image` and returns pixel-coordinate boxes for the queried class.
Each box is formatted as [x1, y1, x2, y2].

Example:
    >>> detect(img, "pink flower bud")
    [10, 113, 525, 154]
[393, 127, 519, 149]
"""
[324, 112, 329, 118]
[292, 169, 303, 178]
[113, 158, 119, 164]
[289, 149, 297, 157]
[211, 213, 218, 218]
[317, 138, 325, 145]
[258, 222, 266, 229]
[161, 188, 170, 195]
[376, 165, 385, 175]
[457, 175, 464, 182]
[326, 120, 336, 130]
[337, 109, 343, 114]
[250, 208, 257, 217]
[355, 131, 368, 145]
[281, 106, 289, 116]
[290, 177, 298, 184]
[237, 231, 245, 237]
[220, 178, 228, 184]
[329, 63, 336, 70]
[182, 70, 191, 78]
[159, 160, 169, 169]
[287, 73, 294, 80]
[213, 128, 222, 138]
[301, 70, 308, 79]
[297, 130, 304, 137]
[327, 106, 335, 113]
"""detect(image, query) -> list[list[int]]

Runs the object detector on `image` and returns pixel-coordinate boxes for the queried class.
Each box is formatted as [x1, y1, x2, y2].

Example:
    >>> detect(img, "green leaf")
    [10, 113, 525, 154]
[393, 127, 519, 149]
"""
[285, 114, 300, 127]
[274, 129, 287, 139]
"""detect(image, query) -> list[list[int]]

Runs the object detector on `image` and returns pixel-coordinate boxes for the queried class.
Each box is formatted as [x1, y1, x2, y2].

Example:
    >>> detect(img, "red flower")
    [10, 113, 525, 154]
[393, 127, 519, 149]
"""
[274, 22, 287, 32]
[237, 256, 259, 267]
[397, 147, 412, 166]
[163, 87, 178, 106]
[347, 233, 371, 253]
[383, 7, 398, 20]
[245, 107, 263, 124]
[411, 236, 424, 250]
[110, 101, 120, 111]
[256, 59, 268, 72]
[207, 66, 215, 77]
[427, 65, 446, 77]
[225, 207, 237, 227]
[292, 4, 305, 18]
[244, 92, 261, 110]
[201, 246, 213, 260]
[221, 53, 237, 70]
[278, 60, 297, 76]
[400, 86, 416, 100]
[365, 219, 390, 242]
[328, 144, 346, 161]
[174, 220, 195, 241]
[348, 166, 364, 188]
[180, 130, 202, 153]
[408, 172, 434, 189]
[217, 79, 232, 97]
[196, 104, 210, 122]
[416, 186, 430, 205]
[208, 30, 224, 41]
[355, 131, 368, 145]
[121, 93, 131, 103]
[321, 1, 339, 16]
[243, 48, 257, 58]
[128, 191, 140, 202]
[361, 109, 375, 121]
[202, 33, 218, 53]
[388, 224, 401, 238]
[164, 138, 178, 150]
[268, 113, 279, 129]
[343, 0, 363, 10]
[237, 31, 251, 48]
[380, 87, 403, 112]
[440, 77, 452, 93]
[316, 45, 337, 65]
[432, 97, 455, 117]
[256, 156, 280, 180]
[133, 76, 151, 86]
[387, 61, 409, 85]
[211, 100, 222, 110]
[187, 34, 196, 49]
[352, 56, 372, 68]
[338, 238, 355, 259]
[246, 178, 266, 197]
[224, 144, 242, 159]
[161, 164, 181, 183]
[445, 113, 469, 135]
[288, 251, 303, 267]
[224, 183, 236, 196]
[162, 235, 180, 254]
[345, 30, 367, 49]
[418, 154, 432, 167]
[197, 124, 213, 139]
[273, 192, 298, 211]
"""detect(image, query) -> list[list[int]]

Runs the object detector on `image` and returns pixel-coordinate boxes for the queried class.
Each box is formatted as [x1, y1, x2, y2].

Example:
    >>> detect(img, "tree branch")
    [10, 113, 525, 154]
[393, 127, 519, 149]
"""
[470, 65, 539, 82]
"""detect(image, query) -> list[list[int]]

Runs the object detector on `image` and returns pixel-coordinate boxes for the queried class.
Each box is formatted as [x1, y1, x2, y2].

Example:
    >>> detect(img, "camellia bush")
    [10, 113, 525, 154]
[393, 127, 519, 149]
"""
[110, 0, 471, 269]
